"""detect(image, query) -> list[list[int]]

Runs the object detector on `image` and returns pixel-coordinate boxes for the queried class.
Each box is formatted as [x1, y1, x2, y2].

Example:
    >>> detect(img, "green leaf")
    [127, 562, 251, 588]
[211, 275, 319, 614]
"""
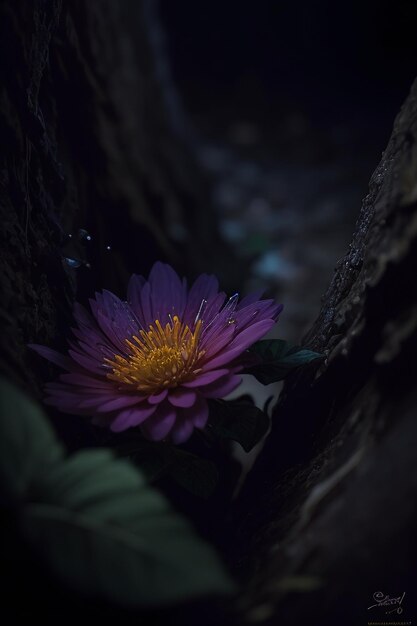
[207, 398, 270, 452]
[0, 377, 235, 608]
[244, 339, 322, 384]
[0, 377, 63, 504]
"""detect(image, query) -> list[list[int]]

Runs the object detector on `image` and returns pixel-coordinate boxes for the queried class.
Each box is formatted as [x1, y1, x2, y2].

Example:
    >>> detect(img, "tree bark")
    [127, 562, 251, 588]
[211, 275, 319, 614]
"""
[234, 78, 417, 626]
[0, 0, 233, 392]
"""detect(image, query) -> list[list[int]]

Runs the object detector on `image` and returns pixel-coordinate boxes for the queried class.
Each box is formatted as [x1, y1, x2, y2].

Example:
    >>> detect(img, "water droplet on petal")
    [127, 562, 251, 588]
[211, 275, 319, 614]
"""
[63, 257, 82, 269]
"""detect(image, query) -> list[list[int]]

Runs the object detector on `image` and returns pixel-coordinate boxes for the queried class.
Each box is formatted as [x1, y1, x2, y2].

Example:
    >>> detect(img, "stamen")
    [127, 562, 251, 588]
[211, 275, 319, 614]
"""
[105, 315, 203, 394]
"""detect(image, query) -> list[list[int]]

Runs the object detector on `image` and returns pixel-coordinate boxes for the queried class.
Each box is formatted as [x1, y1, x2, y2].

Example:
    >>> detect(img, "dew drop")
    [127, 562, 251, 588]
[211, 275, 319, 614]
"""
[106, 245, 112, 251]
[78, 228, 92, 242]
[63, 257, 82, 269]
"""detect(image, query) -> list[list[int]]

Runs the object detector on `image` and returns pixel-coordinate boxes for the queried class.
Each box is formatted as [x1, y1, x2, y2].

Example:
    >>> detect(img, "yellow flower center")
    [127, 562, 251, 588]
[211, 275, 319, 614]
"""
[104, 316, 205, 393]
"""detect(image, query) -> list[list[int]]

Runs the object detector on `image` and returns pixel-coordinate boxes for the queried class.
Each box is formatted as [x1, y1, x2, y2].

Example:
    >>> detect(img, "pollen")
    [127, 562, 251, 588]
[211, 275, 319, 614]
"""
[104, 316, 205, 393]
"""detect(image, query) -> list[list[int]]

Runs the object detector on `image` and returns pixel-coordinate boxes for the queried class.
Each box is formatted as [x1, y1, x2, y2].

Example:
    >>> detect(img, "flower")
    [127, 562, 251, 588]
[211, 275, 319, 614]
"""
[30, 262, 282, 443]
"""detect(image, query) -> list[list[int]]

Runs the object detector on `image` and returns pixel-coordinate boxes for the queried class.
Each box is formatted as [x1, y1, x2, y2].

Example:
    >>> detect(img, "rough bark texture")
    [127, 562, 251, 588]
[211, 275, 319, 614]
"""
[0, 0, 232, 393]
[234, 79, 417, 625]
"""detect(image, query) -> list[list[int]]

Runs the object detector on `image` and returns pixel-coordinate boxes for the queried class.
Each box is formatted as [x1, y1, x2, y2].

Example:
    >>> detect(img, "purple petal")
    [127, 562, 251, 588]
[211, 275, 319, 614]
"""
[200, 324, 236, 357]
[199, 374, 242, 399]
[46, 382, 112, 396]
[59, 373, 113, 389]
[146, 396, 207, 441]
[201, 292, 227, 326]
[233, 300, 277, 332]
[168, 389, 197, 408]
[78, 395, 122, 409]
[168, 394, 208, 432]
[170, 418, 194, 444]
[69, 338, 107, 362]
[127, 274, 146, 319]
[148, 389, 168, 404]
[182, 368, 230, 388]
[140, 405, 177, 441]
[110, 403, 157, 432]
[68, 349, 103, 374]
[202, 319, 275, 370]
[137, 281, 153, 328]
[29, 344, 77, 372]
[188, 397, 209, 428]
[183, 273, 220, 326]
[148, 262, 187, 323]
[97, 395, 146, 413]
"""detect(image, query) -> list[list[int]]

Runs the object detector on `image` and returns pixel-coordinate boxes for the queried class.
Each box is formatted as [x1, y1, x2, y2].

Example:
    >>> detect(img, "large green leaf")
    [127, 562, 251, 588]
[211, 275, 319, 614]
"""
[244, 339, 322, 384]
[0, 377, 235, 608]
[0, 378, 63, 504]
[207, 397, 270, 452]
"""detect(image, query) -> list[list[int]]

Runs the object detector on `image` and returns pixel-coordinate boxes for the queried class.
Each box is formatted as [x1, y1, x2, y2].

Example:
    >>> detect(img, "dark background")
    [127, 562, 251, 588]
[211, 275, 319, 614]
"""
[156, 0, 417, 341]
[160, 0, 416, 136]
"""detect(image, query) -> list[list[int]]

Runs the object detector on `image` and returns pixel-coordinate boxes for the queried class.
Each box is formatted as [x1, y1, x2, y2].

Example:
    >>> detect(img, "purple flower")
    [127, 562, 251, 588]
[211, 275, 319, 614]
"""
[30, 262, 282, 443]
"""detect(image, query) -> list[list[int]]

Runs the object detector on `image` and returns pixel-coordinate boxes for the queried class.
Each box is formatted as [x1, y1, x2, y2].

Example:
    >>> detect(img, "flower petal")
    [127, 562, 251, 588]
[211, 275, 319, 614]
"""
[171, 395, 209, 444]
[202, 319, 275, 370]
[170, 418, 195, 444]
[148, 389, 168, 404]
[127, 274, 146, 319]
[148, 262, 187, 323]
[183, 396, 210, 429]
[183, 273, 220, 326]
[29, 344, 77, 372]
[68, 349, 104, 374]
[140, 405, 177, 441]
[168, 389, 197, 408]
[199, 374, 242, 399]
[182, 368, 230, 388]
[59, 373, 113, 389]
[110, 404, 157, 432]
[97, 395, 146, 413]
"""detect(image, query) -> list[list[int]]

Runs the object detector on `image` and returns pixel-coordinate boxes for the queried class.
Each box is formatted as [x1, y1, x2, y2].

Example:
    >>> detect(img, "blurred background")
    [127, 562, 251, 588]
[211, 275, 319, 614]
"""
[152, 0, 417, 342]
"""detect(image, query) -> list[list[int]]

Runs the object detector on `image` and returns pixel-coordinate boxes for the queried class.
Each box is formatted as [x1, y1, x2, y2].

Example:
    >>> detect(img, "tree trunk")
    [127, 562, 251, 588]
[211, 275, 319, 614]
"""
[0, 0, 233, 392]
[234, 78, 417, 626]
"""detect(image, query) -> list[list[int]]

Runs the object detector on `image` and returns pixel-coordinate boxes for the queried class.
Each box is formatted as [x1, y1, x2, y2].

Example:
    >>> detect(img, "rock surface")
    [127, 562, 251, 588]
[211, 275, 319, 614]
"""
[235, 78, 417, 626]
